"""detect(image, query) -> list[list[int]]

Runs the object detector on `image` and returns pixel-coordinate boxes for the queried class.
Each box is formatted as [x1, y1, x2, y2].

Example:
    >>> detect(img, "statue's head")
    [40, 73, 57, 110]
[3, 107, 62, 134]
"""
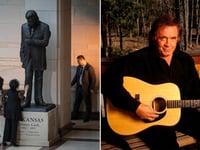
[25, 10, 40, 27]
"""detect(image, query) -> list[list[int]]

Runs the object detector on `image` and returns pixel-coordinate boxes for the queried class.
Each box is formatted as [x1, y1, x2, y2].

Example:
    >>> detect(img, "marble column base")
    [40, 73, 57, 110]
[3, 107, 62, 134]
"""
[0, 116, 5, 143]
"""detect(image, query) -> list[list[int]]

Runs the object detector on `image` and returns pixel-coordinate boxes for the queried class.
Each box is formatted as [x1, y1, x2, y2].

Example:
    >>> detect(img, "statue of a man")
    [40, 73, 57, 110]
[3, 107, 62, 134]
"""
[20, 10, 51, 107]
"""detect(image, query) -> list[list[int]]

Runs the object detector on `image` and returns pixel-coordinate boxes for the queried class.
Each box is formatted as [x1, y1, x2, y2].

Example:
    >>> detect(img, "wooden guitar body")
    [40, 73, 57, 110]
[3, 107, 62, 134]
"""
[106, 77, 181, 135]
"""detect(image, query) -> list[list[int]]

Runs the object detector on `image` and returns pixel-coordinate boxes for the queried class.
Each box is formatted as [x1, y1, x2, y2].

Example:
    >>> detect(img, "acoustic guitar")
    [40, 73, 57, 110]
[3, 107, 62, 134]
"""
[106, 77, 200, 135]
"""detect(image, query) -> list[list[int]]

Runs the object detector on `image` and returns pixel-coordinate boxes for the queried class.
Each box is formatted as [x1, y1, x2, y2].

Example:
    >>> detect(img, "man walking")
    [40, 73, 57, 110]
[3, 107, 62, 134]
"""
[71, 55, 96, 122]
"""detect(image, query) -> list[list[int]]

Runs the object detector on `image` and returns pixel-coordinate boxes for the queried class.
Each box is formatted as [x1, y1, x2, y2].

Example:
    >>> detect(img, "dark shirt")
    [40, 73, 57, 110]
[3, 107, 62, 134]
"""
[102, 46, 200, 112]
[20, 21, 51, 70]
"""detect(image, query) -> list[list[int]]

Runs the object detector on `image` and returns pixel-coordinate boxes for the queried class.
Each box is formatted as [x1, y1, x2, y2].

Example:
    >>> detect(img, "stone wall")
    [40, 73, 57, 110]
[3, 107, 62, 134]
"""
[71, 0, 100, 112]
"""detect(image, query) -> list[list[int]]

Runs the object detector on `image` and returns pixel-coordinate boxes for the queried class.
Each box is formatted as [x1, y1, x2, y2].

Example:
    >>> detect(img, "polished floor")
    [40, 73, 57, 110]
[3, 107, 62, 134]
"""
[0, 120, 100, 150]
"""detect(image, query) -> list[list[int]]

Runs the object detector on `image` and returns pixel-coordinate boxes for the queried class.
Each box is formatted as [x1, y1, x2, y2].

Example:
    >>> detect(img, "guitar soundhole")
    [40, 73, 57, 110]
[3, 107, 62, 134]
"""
[152, 97, 166, 114]
[143, 97, 167, 123]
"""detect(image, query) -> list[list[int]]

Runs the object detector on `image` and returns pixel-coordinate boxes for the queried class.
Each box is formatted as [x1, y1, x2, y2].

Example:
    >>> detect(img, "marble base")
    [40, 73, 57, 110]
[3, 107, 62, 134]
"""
[0, 116, 5, 143]
[17, 105, 59, 146]
[22, 103, 56, 112]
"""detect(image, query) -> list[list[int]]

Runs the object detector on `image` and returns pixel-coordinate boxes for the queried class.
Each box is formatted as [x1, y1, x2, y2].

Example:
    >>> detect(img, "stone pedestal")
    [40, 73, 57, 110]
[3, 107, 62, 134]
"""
[17, 104, 59, 146]
[0, 116, 5, 143]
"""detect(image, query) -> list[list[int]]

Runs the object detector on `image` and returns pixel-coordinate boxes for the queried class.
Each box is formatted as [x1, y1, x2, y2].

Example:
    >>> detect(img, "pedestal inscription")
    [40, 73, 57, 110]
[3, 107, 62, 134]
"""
[17, 105, 59, 146]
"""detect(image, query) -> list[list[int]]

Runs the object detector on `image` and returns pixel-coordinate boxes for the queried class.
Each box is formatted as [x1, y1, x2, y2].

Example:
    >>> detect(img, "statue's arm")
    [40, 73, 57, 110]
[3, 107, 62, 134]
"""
[31, 24, 51, 47]
[20, 26, 25, 63]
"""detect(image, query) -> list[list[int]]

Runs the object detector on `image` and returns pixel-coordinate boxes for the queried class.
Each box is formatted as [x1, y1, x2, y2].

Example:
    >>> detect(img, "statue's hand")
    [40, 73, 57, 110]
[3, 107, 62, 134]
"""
[25, 39, 33, 44]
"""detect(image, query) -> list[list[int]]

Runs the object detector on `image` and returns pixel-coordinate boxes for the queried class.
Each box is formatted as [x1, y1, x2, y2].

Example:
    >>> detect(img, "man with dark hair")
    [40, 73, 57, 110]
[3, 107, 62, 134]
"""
[20, 10, 51, 107]
[71, 55, 96, 122]
[102, 15, 200, 149]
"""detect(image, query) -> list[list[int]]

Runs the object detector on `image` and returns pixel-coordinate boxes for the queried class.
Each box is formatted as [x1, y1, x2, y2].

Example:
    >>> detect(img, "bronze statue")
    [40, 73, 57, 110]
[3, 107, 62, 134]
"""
[20, 10, 51, 107]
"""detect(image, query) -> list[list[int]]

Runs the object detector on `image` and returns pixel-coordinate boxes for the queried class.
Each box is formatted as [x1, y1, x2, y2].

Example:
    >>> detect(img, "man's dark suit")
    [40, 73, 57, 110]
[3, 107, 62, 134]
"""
[20, 12, 51, 106]
[20, 22, 50, 70]
[71, 63, 96, 121]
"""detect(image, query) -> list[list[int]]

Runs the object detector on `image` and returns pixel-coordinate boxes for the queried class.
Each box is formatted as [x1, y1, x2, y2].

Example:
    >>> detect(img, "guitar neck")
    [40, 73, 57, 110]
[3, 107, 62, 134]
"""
[167, 100, 200, 108]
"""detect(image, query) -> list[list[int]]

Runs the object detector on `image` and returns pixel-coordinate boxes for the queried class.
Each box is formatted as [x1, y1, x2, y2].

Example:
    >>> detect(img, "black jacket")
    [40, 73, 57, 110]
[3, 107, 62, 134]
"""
[71, 63, 96, 92]
[102, 47, 200, 112]
[4, 89, 22, 120]
[20, 21, 51, 70]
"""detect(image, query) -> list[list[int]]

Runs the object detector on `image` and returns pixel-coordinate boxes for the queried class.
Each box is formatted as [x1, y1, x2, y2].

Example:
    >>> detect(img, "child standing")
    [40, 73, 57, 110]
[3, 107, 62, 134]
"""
[2, 79, 22, 146]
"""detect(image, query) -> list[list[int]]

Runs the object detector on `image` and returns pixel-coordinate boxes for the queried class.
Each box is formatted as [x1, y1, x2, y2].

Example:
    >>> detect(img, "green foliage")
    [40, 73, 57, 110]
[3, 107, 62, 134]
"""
[102, 0, 200, 57]
[103, 0, 144, 33]
[111, 47, 129, 57]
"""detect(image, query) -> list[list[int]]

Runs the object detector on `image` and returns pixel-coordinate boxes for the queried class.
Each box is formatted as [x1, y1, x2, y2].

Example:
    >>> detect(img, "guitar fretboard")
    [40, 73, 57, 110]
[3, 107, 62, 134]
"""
[167, 100, 200, 108]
